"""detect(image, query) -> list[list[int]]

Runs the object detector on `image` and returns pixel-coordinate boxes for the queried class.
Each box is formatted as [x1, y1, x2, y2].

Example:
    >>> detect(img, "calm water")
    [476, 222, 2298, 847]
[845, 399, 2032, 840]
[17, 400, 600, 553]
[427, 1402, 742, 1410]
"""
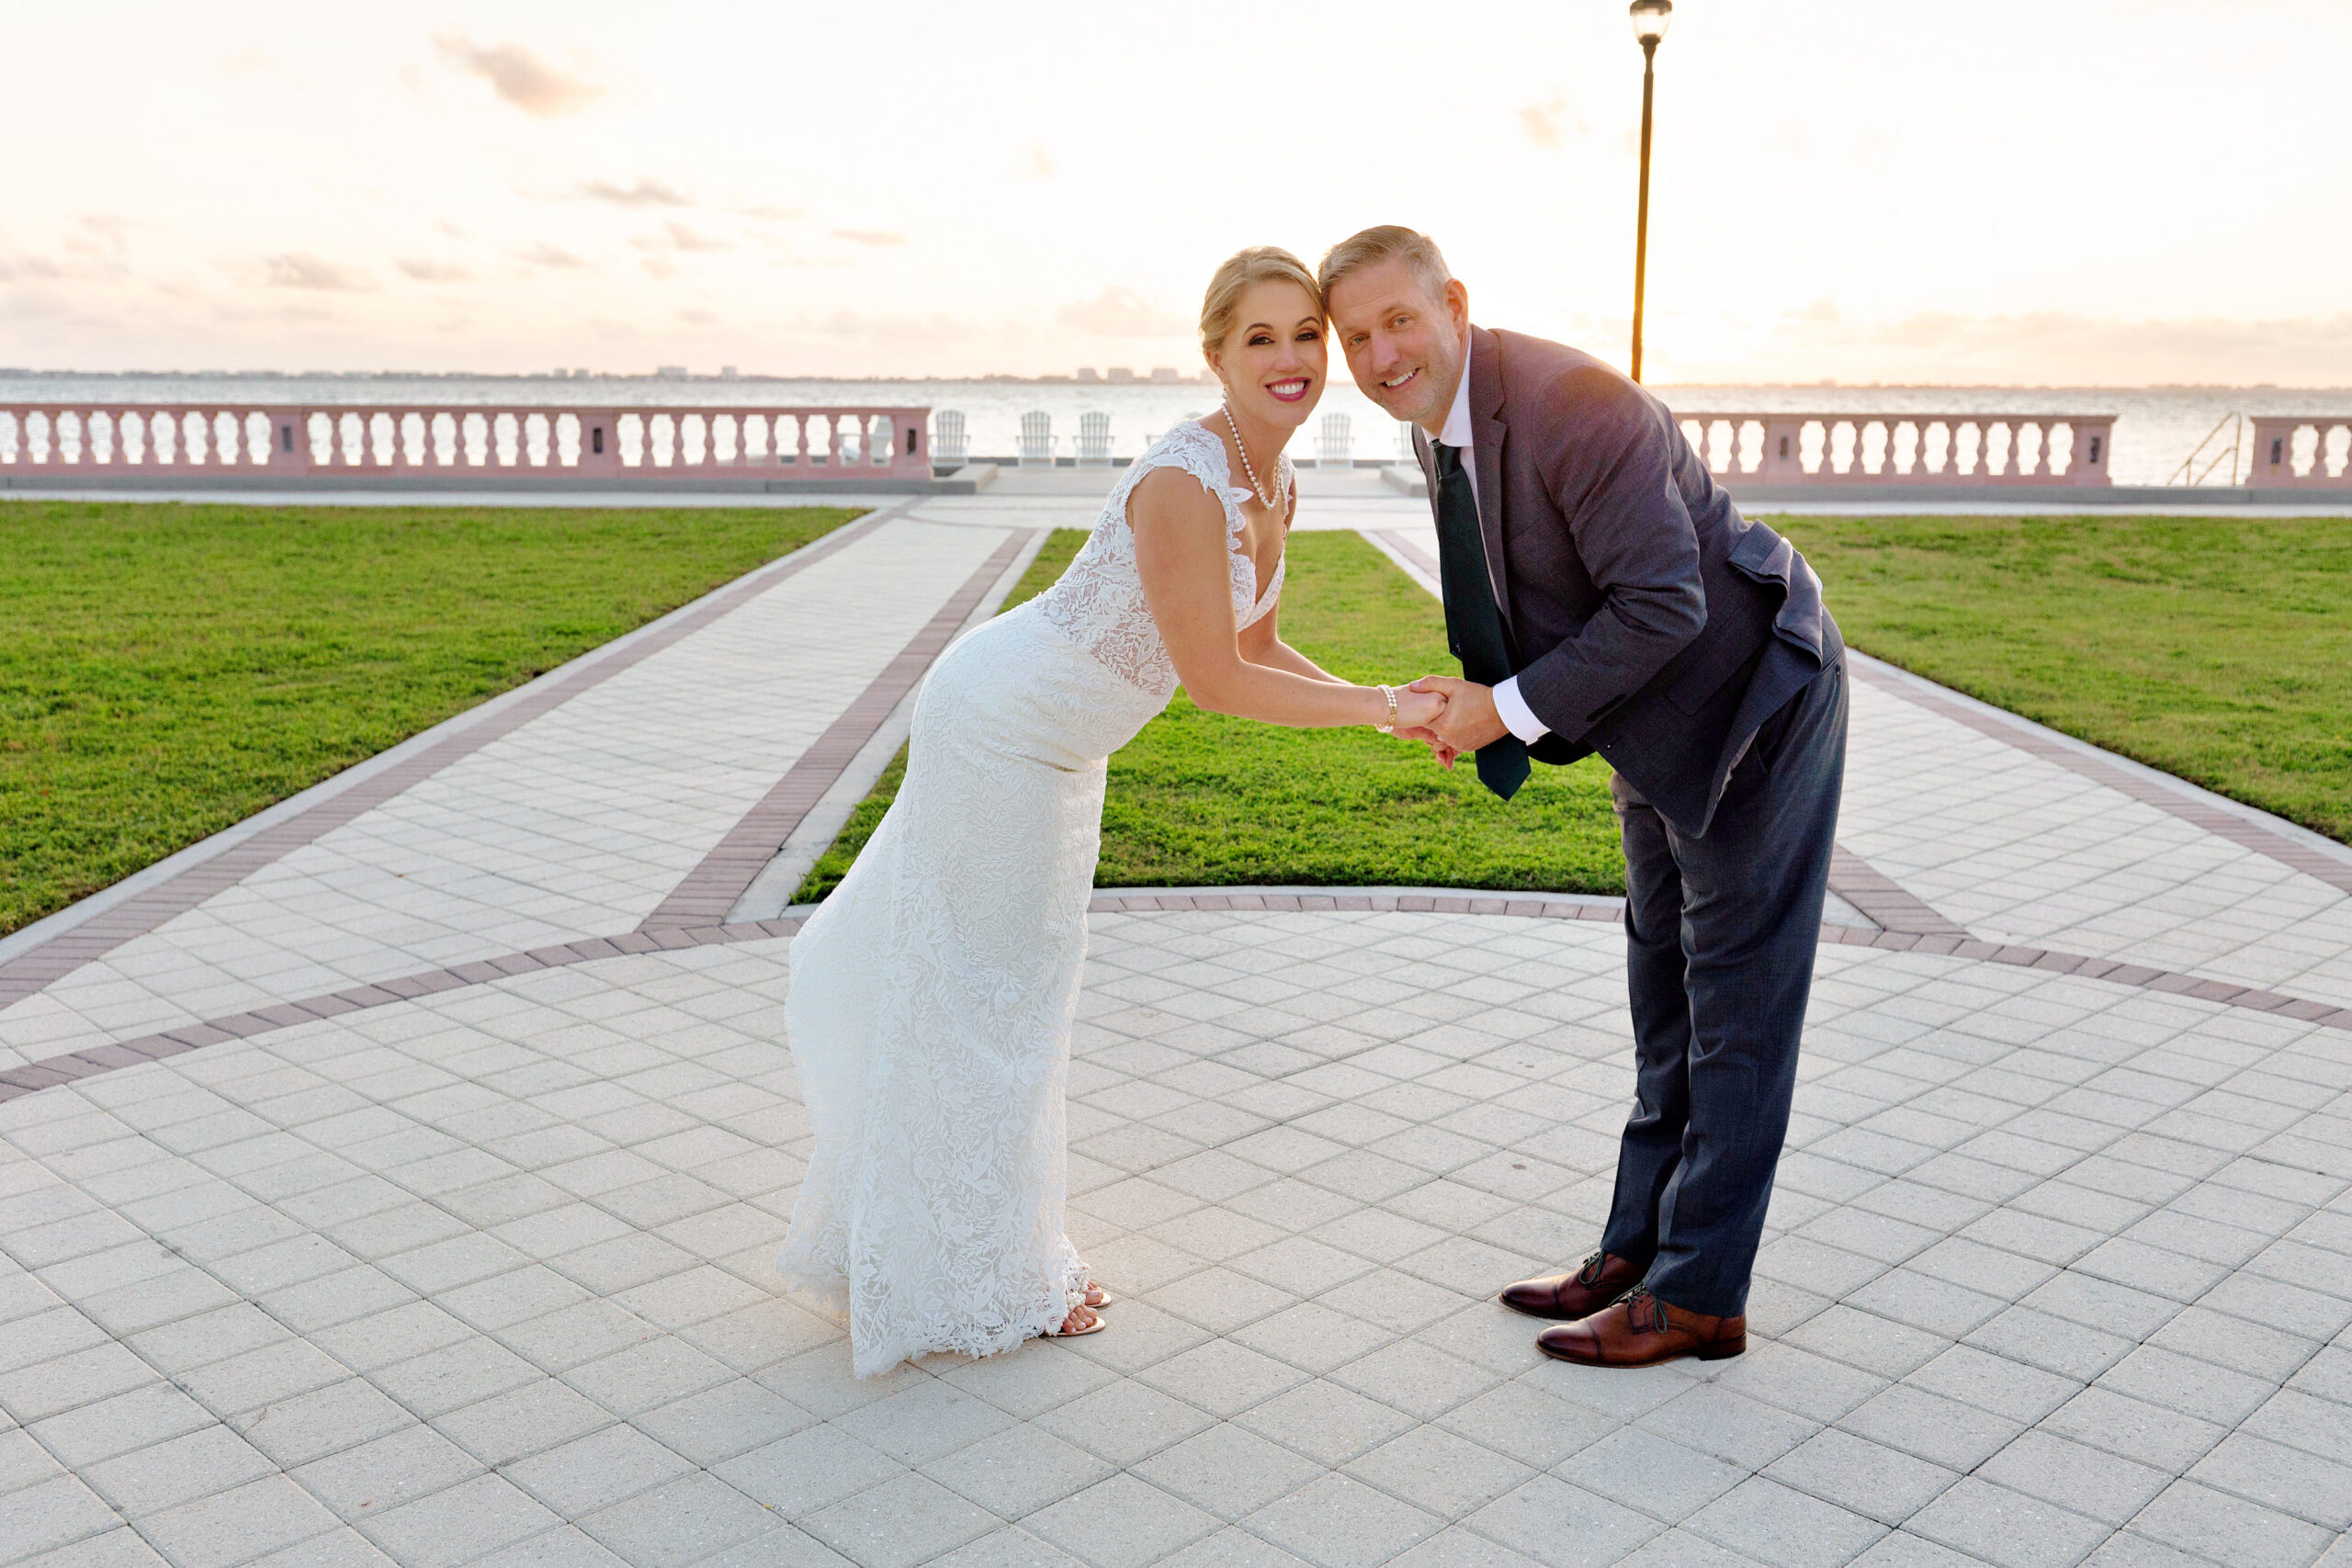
[6, 373, 2346, 488]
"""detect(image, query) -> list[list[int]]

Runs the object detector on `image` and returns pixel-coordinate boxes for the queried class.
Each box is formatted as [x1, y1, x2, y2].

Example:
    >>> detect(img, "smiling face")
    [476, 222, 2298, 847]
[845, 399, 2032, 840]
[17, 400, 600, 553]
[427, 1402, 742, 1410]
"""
[1206, 278, 1328, 432]
[1327, 255, 1471, 433]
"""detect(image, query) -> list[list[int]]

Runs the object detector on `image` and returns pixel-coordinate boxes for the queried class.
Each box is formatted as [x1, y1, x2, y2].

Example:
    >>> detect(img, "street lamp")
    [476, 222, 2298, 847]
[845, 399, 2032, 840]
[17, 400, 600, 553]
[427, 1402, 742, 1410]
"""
[1628, 0, 1671, 383]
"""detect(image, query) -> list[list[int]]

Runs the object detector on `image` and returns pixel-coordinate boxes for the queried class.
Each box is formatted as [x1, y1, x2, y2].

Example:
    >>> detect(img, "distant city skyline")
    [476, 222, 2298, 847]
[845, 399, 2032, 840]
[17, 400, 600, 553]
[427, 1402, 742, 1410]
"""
[5, 1, 2348, 386]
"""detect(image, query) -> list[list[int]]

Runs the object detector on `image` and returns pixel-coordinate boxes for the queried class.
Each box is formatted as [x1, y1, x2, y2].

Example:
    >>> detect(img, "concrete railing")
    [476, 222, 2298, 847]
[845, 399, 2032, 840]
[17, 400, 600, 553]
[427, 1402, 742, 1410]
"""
[1675, 413, 2116, 489]
[0, 403, 935, 481]
[2244, 417, 2352, 488]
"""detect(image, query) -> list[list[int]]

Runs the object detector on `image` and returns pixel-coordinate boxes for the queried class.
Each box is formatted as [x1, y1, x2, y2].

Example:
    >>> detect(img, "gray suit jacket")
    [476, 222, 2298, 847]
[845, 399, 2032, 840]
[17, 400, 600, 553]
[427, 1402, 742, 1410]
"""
[1414, 325, 1841, 836]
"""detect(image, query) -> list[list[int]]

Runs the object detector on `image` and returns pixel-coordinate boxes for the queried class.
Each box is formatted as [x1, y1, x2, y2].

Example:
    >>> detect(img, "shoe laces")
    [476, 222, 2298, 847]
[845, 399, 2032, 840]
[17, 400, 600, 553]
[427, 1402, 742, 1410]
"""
[1621, 1285, 1670, 1334]
[1575, 1251, 1605, 1286]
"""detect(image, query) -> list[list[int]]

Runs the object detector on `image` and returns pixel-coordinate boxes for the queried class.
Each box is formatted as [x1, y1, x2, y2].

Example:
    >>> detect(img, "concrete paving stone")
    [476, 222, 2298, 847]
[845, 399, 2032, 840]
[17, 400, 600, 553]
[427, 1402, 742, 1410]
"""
[1553, 1426, 1746, 1526]
[833, 1378, 1018, 1468]
[1460, 1473, 1663, 1568]
[1343, 1424, 1534, 1520]
[291, 1423, 482, 1524]
[573, 1472, 782, 1568]
[1636, 1382, 1821, 1472]
[561, 1335, 733, 1418]
[2242, 1385, 2352, 1466]
[1023, 1472, 1223, 1568]
[0, 1474, 121, 1567]
[2094, 1342, 2277, 1426]
[28, 1382, 216, 1469]
[238, 1378, 413, 1468]
[1245, 1470, 1442, 1568]
[919, 1420, 1113, 1522]
[1236, 1377, 1423, 1468]
[1134, 1336, 1309, 1419]
[370, 1336, 543, 1420]
[501, 1424, 695, 1518]
[12, 1527, 173, 1568]
[631, 1377, 814, 1468]
[1764, 1428, 1960, 1527]
[1710, 1343, 1891, 1425]
[1903, 1477, 2111, 1568]
[1902, 1344, 2080, 1426]
[1128, 1421, 1325, 1522]
[2125, 1478, 2337, 1568]
[713, 1424, 905, 1517]
[1032, 1375, 1216, 1467]
[2185, 1428, 2352, 1529]
[1838, 1384, 2024, 1472]
[141, 1472, 344, 1568]
[1683, 1476, 1889, 1568]
[1974, 1428, 2172, 1528]
[921, 1529, 1088, 1568]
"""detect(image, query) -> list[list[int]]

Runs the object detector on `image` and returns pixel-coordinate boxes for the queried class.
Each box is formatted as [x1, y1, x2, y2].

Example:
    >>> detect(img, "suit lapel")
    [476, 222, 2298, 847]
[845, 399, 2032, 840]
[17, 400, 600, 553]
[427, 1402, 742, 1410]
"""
[1467, 325, 1514, 639]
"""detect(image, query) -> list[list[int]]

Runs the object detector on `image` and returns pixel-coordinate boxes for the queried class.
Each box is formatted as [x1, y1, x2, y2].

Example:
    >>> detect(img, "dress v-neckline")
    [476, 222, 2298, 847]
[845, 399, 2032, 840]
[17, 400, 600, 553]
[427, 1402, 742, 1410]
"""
[1189, 420, 1285, 613]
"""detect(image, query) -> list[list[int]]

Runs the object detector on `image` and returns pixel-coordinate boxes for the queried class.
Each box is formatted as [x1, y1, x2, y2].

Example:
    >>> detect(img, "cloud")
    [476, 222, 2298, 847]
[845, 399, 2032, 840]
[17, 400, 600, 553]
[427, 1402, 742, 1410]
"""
[0, 252, 64, 282]
[663, 221, 729, 254]
[217, 48, 278, 78]
[1519, 96, 1586, 151]
[519, 243, 587, 269]
[1026, 147, 1057, 180]
[434, 35, 602, 118]
[678, 306, 718, 326]
[1056, 286, 1186, 339]
[262, 253, 372, 290]
[740, 202, 808, 222]
[581, 177, 689, 208]
[396, 257, 474, 282]
[832, 228, 907, 248]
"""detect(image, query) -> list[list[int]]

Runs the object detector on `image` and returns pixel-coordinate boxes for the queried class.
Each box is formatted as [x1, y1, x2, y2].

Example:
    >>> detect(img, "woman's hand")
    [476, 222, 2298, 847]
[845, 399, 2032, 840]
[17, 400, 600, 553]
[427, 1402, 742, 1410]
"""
[1394, 684, 1450, 732]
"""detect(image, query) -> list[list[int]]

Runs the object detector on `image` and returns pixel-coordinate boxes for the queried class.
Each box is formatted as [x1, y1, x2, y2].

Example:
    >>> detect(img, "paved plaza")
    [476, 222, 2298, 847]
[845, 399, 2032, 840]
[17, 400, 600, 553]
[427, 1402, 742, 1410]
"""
[3, 472, 2348, 1568]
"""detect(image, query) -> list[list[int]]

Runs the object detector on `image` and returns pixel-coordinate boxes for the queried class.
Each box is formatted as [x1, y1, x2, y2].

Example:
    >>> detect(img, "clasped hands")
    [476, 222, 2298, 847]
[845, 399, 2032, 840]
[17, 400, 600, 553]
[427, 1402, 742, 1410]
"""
[1391, 676, 1510, 770]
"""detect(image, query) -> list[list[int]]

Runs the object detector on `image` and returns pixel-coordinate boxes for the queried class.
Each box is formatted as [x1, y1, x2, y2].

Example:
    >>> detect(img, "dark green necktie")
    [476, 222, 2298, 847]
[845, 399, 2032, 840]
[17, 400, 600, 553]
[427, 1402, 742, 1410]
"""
[1431, 442, 1530, 801]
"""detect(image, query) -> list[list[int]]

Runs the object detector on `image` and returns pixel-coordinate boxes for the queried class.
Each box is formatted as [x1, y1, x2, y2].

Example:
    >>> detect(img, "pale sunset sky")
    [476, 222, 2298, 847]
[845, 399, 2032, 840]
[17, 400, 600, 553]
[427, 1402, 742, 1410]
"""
[6, 0, 2347, 385]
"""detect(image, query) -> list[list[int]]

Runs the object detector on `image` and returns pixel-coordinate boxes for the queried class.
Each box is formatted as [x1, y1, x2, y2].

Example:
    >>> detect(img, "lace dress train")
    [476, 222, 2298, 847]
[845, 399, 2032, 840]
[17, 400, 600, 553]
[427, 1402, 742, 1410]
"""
[778, 423, 1286, 1377]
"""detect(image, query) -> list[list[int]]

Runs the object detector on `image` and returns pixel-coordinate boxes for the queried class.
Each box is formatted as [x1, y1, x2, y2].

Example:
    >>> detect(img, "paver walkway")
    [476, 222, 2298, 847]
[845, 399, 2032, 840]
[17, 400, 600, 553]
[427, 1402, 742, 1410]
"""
[2, 473, 2347, 1568]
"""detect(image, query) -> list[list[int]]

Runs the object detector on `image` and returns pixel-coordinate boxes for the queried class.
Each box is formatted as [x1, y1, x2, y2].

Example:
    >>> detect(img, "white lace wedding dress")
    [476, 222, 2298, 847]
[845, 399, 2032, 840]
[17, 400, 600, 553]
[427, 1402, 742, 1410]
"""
[779, 422, 1289, 1376]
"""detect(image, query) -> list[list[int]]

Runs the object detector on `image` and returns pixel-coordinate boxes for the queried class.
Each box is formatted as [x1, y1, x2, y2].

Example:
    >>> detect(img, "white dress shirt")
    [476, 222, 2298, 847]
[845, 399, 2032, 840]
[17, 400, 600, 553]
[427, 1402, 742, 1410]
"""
[1430, 341, 1550, 743]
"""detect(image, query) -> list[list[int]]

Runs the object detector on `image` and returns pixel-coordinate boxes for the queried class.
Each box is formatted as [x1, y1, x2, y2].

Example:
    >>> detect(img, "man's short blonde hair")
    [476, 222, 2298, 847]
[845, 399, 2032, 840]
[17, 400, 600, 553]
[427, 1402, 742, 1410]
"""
[1199, 246, 1323, 358]
[1317, 226, 1453, 307]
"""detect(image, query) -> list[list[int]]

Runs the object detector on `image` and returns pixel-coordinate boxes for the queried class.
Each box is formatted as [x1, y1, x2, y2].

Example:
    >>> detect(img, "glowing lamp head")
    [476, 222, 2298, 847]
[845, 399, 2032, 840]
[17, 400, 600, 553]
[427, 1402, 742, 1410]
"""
[1630, 0, 1673, 44]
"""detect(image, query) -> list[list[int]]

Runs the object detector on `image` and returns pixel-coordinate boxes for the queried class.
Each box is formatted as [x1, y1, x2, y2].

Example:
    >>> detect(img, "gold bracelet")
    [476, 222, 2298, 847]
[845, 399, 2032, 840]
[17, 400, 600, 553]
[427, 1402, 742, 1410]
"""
[1375, 685, 1397, 734]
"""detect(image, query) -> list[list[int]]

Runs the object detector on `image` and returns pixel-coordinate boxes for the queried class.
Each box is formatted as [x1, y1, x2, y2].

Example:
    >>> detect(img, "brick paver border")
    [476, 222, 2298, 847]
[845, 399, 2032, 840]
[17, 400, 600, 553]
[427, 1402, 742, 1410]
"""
[639, 526, 1040, 931]
[0, 501, 916, 1010]
[6, 889, 2346, 1105]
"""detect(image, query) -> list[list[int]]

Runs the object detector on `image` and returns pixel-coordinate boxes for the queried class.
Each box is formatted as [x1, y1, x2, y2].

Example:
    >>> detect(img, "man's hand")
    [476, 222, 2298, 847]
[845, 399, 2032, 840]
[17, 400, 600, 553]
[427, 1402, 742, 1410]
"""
[1408, 676, 1511, 753]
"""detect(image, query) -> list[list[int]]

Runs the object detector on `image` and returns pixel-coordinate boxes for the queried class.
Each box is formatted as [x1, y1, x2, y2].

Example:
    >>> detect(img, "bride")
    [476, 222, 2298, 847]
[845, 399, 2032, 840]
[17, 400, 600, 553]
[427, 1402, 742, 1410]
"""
[778, 246, 1450, 1377]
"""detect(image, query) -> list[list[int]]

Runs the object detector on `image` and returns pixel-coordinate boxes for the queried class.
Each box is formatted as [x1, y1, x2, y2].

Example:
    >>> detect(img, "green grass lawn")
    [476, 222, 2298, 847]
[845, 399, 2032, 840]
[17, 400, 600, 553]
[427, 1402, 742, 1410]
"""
[1770, 514, 2352, 844]
[1, 500, 861, 938]
[795, 529, 1625, 902]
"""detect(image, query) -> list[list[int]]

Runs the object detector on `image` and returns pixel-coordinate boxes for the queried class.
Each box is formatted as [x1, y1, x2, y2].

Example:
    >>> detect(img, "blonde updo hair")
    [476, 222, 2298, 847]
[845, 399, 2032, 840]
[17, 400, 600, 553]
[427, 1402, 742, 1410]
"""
[1199, 246, 1323, 359]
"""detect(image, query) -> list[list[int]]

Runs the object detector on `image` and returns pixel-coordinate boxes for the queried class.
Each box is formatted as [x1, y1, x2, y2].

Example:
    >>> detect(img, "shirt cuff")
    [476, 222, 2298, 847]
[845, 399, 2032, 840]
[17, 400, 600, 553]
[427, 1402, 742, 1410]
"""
[1492, 676, 1551, 743]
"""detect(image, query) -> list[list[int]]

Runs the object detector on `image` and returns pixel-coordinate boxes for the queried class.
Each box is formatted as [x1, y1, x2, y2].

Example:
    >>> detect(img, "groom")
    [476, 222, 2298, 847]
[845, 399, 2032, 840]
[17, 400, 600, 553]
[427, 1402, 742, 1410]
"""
[1322, 227, 1847, 1369]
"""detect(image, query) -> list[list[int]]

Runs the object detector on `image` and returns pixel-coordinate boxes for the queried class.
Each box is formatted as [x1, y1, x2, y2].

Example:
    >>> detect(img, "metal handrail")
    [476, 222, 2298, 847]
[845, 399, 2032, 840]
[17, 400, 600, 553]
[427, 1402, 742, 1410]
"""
[2166, 412, 2242, 487]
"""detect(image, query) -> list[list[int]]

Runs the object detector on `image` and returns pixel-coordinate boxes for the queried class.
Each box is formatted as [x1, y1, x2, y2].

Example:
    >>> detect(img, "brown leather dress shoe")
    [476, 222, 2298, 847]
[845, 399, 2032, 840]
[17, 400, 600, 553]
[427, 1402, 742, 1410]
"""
[1499, 1251, 1645, 1322]
[1536, 1285, 1747, 1367]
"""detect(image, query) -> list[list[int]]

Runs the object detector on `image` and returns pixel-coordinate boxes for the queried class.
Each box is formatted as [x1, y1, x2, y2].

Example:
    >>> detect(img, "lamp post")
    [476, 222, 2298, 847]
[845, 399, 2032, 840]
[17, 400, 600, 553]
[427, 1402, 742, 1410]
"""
[1628, 0, 1672, 383]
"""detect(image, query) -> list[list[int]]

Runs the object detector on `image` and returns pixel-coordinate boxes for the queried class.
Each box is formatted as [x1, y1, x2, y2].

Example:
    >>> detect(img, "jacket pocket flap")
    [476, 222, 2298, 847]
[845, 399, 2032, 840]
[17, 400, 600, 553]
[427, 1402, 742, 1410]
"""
[1727, 522, 1793, 583]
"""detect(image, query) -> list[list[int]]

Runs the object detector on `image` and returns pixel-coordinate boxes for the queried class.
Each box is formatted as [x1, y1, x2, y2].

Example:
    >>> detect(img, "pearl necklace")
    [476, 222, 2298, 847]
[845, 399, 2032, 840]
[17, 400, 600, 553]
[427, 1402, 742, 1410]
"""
[1221, 404, 1283, 511]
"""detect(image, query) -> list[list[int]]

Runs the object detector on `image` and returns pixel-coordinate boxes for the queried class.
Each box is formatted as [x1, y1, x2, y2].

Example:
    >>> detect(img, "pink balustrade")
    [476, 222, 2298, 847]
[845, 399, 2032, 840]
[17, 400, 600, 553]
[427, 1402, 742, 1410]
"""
[0, 404, 935, 481]
[2243, 417, 2352, 488]
[1672, 413, 2117, 489]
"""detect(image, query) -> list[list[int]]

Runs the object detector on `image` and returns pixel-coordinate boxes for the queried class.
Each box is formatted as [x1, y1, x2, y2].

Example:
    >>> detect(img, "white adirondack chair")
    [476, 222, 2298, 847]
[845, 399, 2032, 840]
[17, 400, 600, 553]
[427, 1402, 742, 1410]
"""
[932, 409, 968, 468]
[1075, 411, 1114, 468]
[1317, 412, 1353, 470]
[1018, 411, 1056, 468]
